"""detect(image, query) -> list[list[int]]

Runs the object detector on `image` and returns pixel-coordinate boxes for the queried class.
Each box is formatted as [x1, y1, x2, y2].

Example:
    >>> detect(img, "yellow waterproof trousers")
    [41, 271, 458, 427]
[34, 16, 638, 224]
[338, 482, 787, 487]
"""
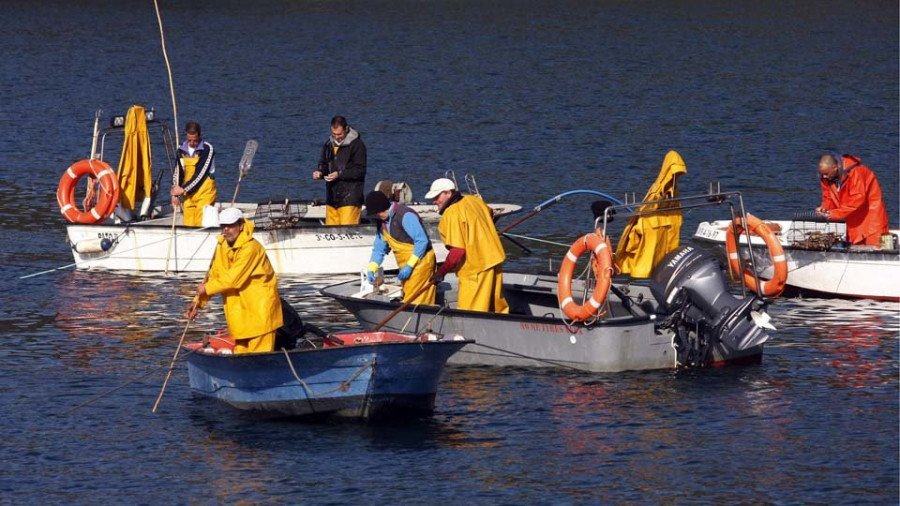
[233, 330, 276, 354]
[326, 205, 361, 225]
[456, 265, 508, 313]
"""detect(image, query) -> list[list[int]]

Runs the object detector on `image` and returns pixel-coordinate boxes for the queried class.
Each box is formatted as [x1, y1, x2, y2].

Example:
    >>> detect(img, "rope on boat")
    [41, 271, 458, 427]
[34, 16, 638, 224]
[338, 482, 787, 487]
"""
[281, 349, 376, 398]
[62, 346, 200, 415]
[501, 233, 570, 248]
[468, 342, 593, 373]
[19, 225, 217, 279]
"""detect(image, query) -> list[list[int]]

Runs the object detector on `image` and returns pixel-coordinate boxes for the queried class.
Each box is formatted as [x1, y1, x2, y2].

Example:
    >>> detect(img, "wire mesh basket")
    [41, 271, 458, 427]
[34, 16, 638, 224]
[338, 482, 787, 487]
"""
[252, 199, 310, 230]
[784, 213, 847, 251]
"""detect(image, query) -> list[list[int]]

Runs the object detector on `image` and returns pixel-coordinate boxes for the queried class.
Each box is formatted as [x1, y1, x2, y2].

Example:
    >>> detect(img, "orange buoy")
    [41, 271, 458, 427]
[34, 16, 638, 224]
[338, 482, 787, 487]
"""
[57, 159, 119, 224]
[557, 231, 613, 321]
[725, 214, 787, 297]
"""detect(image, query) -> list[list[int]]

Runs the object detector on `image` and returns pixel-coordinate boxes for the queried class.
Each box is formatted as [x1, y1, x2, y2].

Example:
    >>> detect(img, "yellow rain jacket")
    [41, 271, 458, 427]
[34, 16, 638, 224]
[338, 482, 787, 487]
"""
[439, 194, 509, 313]
[197, 220, 283, 352]
[614, 150, 688, 278]
[116, 105, 153, 217]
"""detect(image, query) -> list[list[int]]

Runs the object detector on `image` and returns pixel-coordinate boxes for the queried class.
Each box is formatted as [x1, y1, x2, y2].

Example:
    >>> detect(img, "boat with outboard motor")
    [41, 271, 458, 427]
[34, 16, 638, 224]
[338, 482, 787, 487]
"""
[55, 108, 521, 275]
[184, 327, 471, 420]
[694, 216, 900, 301]
[321, 189, 779, 373]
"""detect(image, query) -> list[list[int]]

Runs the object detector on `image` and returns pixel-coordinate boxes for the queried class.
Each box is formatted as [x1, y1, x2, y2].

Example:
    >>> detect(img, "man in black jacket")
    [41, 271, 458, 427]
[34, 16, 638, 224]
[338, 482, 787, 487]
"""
[312, 115, 367, 225]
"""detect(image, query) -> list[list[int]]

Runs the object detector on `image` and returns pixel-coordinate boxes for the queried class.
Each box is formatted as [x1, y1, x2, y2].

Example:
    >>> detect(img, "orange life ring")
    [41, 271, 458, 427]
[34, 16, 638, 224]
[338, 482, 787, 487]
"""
[725, 214, 787, 297]
[56, 159, 119, 224]
[557, 232, 613, 322]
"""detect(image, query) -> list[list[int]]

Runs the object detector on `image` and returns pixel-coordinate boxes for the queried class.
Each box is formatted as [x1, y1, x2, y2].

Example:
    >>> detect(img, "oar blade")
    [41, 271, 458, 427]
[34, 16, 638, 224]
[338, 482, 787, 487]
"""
[239, 139, 258, 177]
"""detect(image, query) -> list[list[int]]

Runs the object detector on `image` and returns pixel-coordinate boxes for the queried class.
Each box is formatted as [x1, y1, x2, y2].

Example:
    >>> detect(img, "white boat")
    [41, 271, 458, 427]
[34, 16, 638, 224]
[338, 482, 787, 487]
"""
[57, 108, 521, 275]
[63, 200, 521, 274]
[694, 218, 900, 301]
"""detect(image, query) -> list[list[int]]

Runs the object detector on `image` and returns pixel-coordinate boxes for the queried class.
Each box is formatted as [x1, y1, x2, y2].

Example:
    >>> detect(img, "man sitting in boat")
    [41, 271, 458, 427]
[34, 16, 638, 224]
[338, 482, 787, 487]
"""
[425, 178, 509, 313]
[815, 153, 889, 246]
[364, 190, 437, 305]
[186, 208, 283, 354]
[171, 121, 217, 227]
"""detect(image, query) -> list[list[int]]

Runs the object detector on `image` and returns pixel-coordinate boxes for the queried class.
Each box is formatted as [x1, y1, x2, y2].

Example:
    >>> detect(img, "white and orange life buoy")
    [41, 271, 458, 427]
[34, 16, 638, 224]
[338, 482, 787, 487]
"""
[557, 231, 613, 322]
[725, 214, 787, 297]
[56, 159, 119, 224]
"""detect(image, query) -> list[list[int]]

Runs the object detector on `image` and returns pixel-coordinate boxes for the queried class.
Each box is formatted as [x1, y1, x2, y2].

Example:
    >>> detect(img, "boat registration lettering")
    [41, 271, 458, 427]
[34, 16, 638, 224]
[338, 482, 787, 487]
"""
[519, 322, 582, 335]
[314, 232, 365, 242]
[96, 232, 120, 244]
[695, 225, 718, 240]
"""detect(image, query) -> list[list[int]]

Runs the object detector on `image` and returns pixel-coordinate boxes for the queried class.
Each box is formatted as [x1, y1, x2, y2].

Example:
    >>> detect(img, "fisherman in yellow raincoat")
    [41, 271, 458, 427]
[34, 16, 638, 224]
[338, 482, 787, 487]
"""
[187, 208, 283, 354]
[615, 150, 687, 278]
[171, 121, 217, 227]
[364, 191, 436, 305]
[426, 178, 509, 313]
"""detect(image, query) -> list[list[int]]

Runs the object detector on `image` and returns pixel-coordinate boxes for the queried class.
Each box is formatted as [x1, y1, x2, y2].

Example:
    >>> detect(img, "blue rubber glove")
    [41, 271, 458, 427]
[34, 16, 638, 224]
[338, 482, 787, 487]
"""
[398, 265, 413, 281]
[367, 270, 376, 284]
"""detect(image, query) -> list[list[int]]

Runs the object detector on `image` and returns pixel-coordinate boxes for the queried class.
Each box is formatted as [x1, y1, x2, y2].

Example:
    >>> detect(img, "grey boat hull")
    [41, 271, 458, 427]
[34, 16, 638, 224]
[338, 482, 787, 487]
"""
[321, 272, 763, 373]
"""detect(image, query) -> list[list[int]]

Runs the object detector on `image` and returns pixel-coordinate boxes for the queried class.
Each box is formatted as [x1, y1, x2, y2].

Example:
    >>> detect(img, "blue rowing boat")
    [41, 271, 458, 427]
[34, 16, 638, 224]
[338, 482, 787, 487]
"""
[184, 331, 470, 420]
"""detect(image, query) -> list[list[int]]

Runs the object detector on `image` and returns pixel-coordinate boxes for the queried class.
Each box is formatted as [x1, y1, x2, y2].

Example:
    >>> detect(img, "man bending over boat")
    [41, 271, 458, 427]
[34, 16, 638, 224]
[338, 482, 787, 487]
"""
[171, 121, 217, 227]
[312, 115, 367, 225]
[186, 208, 283, 354]
[364, 190, 437, 305]
[815, 153, 889, 246]
[426, 178, 509, 313]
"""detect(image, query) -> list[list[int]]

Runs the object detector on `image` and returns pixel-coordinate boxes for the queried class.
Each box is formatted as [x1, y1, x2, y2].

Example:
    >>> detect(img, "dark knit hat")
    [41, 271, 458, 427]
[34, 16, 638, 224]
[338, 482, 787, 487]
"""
[365, 190, 391, 216]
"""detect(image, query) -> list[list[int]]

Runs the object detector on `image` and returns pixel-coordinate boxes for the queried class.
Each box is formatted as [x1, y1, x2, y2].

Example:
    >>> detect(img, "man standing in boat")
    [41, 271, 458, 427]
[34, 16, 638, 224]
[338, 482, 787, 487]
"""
[171, 121, 217, 227]
[426, 178, 509, 313]
[364, 190, 437, 305]
[312, 115, 367, 225]
[186, 208, 283, 354]
[814, 153, 889, 246]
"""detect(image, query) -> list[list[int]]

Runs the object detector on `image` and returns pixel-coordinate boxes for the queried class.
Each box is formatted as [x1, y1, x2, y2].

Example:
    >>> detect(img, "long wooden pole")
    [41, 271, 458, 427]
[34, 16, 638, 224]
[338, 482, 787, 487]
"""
[152, 316, 192, 413]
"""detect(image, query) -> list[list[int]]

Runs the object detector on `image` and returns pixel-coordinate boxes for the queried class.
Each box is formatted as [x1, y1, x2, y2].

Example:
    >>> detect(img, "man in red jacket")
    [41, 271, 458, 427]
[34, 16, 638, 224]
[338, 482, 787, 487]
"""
[815, 153, 889, 246]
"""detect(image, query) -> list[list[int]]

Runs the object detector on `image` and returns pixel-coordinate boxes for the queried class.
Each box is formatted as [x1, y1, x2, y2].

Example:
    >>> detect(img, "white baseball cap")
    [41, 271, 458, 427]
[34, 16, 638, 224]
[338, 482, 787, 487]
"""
[424, 178, 457, 199]
[218, 207, 244, 225]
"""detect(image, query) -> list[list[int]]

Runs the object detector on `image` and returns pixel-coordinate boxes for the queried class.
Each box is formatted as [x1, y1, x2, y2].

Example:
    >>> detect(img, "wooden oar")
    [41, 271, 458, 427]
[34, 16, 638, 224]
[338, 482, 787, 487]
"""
[231, 139, 258, 205]
[372, 280, 435, 331]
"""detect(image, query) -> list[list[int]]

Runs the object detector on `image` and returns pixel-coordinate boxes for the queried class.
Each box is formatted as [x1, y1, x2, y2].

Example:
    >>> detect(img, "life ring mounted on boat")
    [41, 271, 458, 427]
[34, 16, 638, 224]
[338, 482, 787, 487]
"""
[724, 214, 787, 297]
[557, 231, 613, 322]
[56, 159, 119, 224]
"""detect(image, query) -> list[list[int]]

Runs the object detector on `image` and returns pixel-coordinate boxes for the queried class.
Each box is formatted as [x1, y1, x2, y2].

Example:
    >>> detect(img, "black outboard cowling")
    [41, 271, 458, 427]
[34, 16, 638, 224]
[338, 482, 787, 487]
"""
[649, 246, 772, 367]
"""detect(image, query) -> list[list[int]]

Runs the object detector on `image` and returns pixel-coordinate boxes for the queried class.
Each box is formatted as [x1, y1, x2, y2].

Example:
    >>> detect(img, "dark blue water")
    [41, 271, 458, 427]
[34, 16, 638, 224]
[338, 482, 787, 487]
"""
[1, 1, 897, 503]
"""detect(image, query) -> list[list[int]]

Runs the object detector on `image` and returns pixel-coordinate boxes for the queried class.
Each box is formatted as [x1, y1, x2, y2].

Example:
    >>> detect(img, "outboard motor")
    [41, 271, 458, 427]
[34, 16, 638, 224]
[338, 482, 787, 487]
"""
[649, 246, 773, 367]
